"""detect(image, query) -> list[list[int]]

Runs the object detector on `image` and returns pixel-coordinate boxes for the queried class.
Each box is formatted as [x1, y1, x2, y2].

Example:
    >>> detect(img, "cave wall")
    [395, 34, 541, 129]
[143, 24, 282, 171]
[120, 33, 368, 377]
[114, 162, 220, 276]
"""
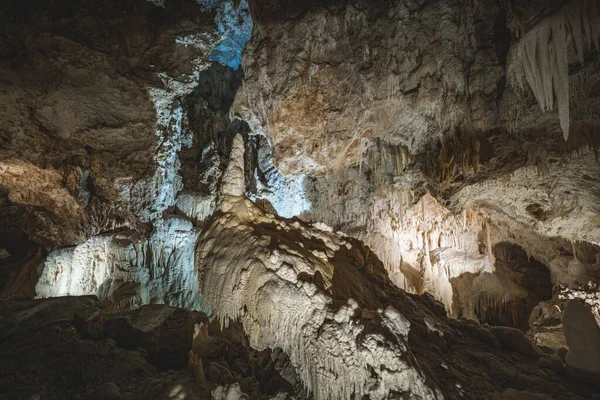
[0, 0, 226, 247]
[234, 0, 600, 328]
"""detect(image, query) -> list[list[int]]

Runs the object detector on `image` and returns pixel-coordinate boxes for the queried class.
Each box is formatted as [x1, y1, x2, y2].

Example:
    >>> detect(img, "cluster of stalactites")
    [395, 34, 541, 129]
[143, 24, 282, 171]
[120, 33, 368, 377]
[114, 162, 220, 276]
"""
[507, 0, 599, 140]
[474, 291, 517, 325]
[436, 127, 480, 184]
[359, 138, 412, 184]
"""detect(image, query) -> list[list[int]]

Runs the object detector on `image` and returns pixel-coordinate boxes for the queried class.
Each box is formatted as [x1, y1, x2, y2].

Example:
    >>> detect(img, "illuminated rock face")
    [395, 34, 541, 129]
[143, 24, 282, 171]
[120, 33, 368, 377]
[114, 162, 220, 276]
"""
[195, 136, 437, 399]
[21, 0, 248, 315]
[191, 134, 583, 399]
[196, 197, 439, 399]
[2, 0, 599, 322]
[36, 215, 208, 312]
[234, 0, 503, 176]
[229, 0, 600, 333]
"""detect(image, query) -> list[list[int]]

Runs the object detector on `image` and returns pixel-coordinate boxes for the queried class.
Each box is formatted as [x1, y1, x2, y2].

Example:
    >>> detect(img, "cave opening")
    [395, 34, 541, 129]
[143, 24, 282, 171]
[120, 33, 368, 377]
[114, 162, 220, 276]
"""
[475, 242, 553, 331]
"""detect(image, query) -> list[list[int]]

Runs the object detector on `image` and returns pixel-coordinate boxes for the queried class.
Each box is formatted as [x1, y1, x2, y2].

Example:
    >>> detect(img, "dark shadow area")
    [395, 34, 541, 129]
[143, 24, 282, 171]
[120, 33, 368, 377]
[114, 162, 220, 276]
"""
[180, 63, 257, 197]
[452, 242, 553, 331]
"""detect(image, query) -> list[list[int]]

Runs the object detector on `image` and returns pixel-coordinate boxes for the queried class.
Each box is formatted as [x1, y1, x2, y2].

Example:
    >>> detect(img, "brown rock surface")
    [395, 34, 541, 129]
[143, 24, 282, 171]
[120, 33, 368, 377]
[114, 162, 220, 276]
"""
[563, 299, 600, 377]
[0, 0, 219, 245]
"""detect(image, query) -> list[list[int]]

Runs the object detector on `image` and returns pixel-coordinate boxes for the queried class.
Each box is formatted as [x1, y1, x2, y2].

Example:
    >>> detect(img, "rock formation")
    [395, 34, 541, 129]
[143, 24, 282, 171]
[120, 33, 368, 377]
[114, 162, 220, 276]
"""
[1, 0, 600, 399]
[563, 299, 600, 377]
[235, 0, 600, 329]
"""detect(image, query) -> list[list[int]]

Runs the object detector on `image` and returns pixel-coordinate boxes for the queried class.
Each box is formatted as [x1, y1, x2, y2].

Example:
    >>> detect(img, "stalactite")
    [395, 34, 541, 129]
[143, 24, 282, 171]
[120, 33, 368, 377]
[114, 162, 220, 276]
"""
[362, 138, 412, 184]
[507, 0, 599, 140]
[485, 222, 495, 271]
[435, 127, 480, 183]
[567, 123, 600, 161]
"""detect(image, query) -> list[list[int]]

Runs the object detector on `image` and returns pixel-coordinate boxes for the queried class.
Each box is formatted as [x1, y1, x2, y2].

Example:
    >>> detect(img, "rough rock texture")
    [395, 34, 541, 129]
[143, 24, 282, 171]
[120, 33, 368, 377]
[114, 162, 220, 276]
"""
[490, 326, 543, 360]
[0, 241, 42, 299]
[0, 0, 252, 314]
[563, 299, 600, 377]
[235, 0, 504, 175]
[0, 297, 305, 400]
[0, 0, 220, 247]
[2, 0, 598, 333]
[192, 136, 592, 399]
[1, 0, 600, 399]
[235, 0, 600, 331]
[0, 296, 158, 399]
[83, 304, 208, 371]
[525, 282, 600, 353]
[35, 214, 207, 312]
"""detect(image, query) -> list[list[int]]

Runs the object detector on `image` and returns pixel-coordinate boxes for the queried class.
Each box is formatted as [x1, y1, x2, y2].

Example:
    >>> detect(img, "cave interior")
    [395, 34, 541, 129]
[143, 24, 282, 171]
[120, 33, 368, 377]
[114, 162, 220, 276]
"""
[1, 0, 600, 399]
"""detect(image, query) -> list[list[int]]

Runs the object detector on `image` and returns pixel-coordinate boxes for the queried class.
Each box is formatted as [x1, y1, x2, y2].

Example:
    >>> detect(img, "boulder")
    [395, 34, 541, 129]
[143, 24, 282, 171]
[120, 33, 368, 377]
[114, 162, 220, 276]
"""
[491, 326, 543, 359]
[85, 305, 208, 371]
[538, 355, 565, 375]
[86, 382, 121, 400]
[562, 300, 600, 377]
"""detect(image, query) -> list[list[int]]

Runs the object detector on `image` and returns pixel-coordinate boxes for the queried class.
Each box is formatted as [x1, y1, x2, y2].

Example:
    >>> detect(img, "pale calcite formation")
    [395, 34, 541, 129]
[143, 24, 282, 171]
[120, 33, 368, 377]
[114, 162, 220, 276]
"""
[36, 215, 207, 312]
[220, 134, 247, 199]
[231, 0, 600, 333]
[300, 132, 599, 322]
[195, 135, 441, 400]
[506, 0, 599, 139]
[304, 161, 494, 313]
[212, 384, 248, 400]
[451, 157, 600, 249]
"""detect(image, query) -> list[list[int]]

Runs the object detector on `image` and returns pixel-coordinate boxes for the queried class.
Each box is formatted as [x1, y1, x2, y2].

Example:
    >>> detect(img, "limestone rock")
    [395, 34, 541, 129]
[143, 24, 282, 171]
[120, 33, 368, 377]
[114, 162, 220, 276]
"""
[0, 297, 308, 400]
[188, 125, 591, 399]
[1, 1, 600, 400]
[0, 0, 221, 246]
[492, 388, 554, 400]
[220, 134, 247, 200]
[0, 297, 157, 400]
[234, 0, 600, 328]
[235, 0, 503, 176]
[563, 299, 600, 377]
[491, 326, 543, 359]
[538, 355, 565, 375]
[35, 215, 207, 313]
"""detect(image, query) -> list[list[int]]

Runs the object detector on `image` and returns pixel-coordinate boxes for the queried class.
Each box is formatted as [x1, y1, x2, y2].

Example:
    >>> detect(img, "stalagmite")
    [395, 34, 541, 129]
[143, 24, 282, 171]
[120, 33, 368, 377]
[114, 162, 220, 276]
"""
[220, 134, 246, 199]
[195, 137, 442, 400]
[485, 222, 496, 272]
